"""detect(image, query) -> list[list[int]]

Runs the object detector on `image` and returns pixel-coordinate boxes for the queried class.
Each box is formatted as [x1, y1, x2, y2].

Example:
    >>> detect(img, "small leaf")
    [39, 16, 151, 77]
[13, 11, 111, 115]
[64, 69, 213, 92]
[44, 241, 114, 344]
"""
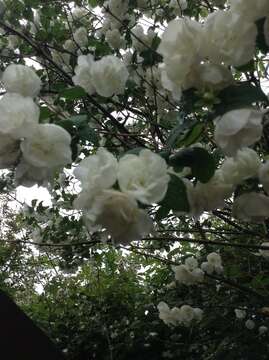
[60, 86, 87, 100]
[39, 107, 54, 121]
[78, 126, 99, 146]
[69, 115, 88, 126]
[177, 123, 204, 147]
[160, 175, 190, 212]
[166, 114, 186, 148]
[155, 206, 170, 221]
[169, 147, 216, 183]
[57, 119, 75, 135]
[235, 60, 255, 73]
[214, 82, 268, 116]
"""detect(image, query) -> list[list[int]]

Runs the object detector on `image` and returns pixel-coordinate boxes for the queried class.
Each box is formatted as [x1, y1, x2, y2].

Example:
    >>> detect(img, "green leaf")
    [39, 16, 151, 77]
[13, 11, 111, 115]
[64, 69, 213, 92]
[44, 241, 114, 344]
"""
[155, 206, 170, 221]
[167, 247, 181, 259]
[160, 175, 189, 212]
[235, 60, 255, 73]
[88, 0, 98, 6]
[169, 147, 216, 183]
[68, 115, 88, 126]
[166, 114, 186, 147]
[60, 86, 87, 100]
[78, 126, 99, 146]
[57, 119, 75, 135]
[177, 123, 204, 148]
[214, 82, 268, 116]
[39, 107, 54, 122]
[256, 17, 269, 54]
[140, 47, 162, 66]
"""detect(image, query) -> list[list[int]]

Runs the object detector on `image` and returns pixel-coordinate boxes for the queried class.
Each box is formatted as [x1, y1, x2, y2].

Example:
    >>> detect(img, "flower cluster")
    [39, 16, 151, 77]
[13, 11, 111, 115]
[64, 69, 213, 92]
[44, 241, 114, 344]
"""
[0, 64, 72, 186]
[73, 148, 170, 244]
[172, 256, 204, 285]
[235, 307, 268, 335]
[201, 252, 224, 275]
[157, 302, 203, 327]
[158, 2, 269, 99]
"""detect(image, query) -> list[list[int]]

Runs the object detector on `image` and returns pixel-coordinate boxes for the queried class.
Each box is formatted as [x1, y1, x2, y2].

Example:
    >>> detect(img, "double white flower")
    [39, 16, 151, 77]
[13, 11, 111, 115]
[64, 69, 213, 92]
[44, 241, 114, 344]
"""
[214, 109, 263, 156]
[73, 54, 129, 97]
[74, 148, 170, 243]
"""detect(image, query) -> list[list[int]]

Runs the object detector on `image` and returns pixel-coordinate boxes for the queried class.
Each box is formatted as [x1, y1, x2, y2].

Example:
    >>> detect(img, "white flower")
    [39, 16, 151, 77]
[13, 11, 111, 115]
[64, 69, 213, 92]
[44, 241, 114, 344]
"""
[105, 28, 125, 49]
[90, 55, 128, 97]
[201, 261, 215, 275]
[168, 0, 187, 15]
[259, 326, 268, 335]
[118, 149, 170, 205]
[214, 109, 263, 156]
[166, 281, 176, 289]
[259, 242, 269, 259]
[20, 124, 72, 169]
[158, 18, 202, 64]
[190, 63, 233, 91]
[193, 308, 203, 322]
[15, 159, 54, 187]
[185, 256, 198, 271]
[245, 319, 255, 330]
[7, 35, 19, 49]
[173, 264, 204, 285]
[201, 253, 223, 275]
[259, 161, 269, 193]
[74, 27, 88, 47]
[0, 93, 39, 139]
[83, 190, 152, 244]
[179, 305, 195, 325]
[184, 173, 234, 218]
[158, 18, 202, 99]
[131, 26, 155, 52]
[207, 252, 221, 266]
[31, 228, 43, 244]
[67, 6, 89, 26]
[235, 309, 246, 319]
[0, 133, 20, 169]
[131, 25, 146, 52]
[72, 54, 95, 95]
[229, 0, 269, 21]
[74, 148, 118, 201]
[63, 39, 76, 52]
[70, 7, 88, 22]
[173, 265, 194, 285]
[2, 64, 41, 97]
[51, 50, 70, 69]
[221, 148, 261, 185]
[232, 192, 269, 223]
[202, 10, 257, 67]
[157, 302, 177, 326]
[170, 307, 184, 324]
[192, 268, 205, 282]
[108, 0, 128, 22]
